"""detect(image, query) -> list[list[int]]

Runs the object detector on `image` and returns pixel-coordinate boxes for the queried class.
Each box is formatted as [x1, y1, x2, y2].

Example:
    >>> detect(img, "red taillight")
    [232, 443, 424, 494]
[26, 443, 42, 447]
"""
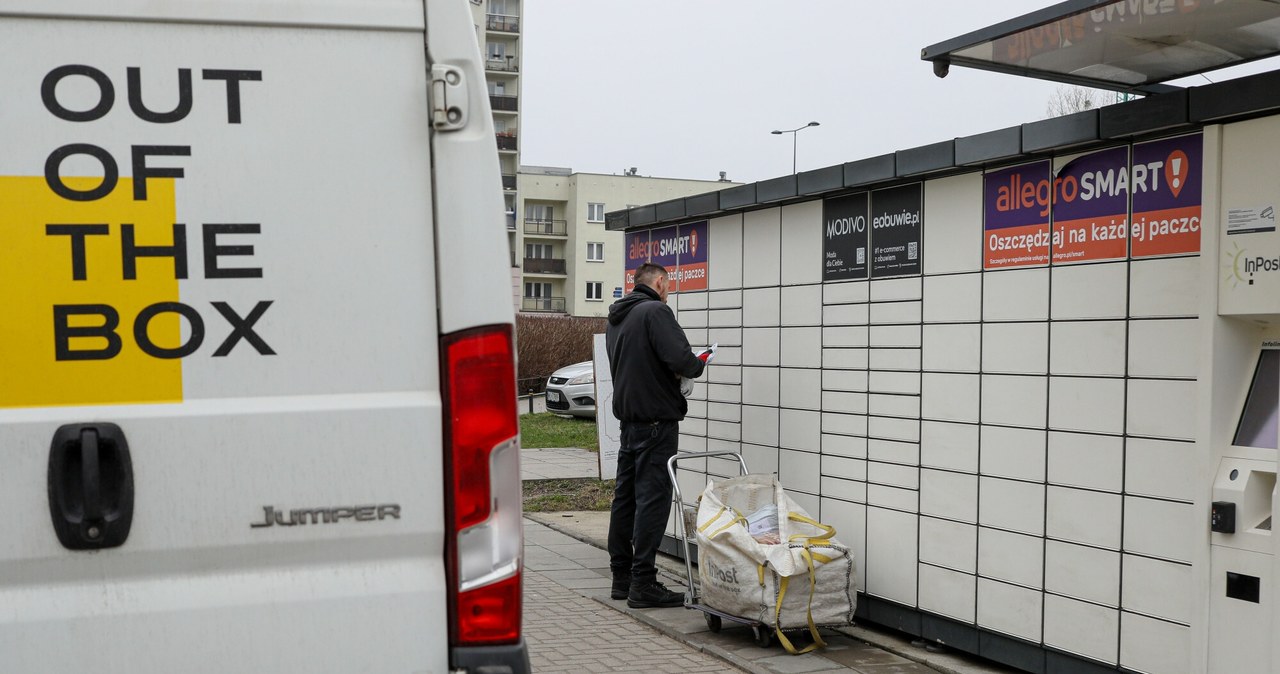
[442, 325, 522, 647]
[444, 327, 518, 531]
[454, 572, 522, 644]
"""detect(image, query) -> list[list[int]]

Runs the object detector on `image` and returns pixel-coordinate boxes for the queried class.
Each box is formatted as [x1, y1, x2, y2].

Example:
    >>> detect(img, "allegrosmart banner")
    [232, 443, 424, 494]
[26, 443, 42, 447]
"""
[870, 183, 922, 277]
[622, 221, 709, 293]
[823, 192, 869, 281]
[623, 229, 650, 294]
[674, 220, 709, 291]
[1051, 146, 1129, 264]
[985, 160, 1051, 269]
[648, 224, 679, 274]
[1131, 132, 1202, 258]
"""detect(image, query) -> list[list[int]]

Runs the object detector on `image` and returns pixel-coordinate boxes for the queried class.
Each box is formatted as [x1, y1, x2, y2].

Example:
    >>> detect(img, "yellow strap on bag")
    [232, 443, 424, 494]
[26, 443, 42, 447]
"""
[786, 512, 836, 545]
[696, 506, 727, 533]
[797, 545, 827, 650]
[771, 543, 828, 655]
[698, 505, 749, 540]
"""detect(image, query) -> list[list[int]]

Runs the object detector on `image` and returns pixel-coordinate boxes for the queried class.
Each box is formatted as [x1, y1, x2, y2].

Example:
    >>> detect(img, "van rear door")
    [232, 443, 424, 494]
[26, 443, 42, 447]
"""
[0, 2, 485, 671]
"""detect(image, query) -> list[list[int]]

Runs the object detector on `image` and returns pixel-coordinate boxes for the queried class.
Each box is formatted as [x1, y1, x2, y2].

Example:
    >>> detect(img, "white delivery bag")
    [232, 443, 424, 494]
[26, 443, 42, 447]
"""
[695, 473, 857, 653]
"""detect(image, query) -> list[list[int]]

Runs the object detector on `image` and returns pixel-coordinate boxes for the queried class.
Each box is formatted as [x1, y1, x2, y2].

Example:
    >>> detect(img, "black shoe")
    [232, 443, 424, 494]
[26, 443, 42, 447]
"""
[610, 576, 631, 600]
[627, 580, 684, 609]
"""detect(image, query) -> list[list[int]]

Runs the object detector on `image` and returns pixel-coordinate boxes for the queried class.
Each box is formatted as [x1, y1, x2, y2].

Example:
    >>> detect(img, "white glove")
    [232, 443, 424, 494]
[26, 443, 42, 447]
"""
[680, 376, 695, 398]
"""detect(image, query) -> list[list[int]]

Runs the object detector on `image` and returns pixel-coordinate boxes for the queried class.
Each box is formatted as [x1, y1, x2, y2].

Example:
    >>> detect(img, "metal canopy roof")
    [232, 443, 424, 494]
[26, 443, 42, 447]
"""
[921, 0, 1280, 94]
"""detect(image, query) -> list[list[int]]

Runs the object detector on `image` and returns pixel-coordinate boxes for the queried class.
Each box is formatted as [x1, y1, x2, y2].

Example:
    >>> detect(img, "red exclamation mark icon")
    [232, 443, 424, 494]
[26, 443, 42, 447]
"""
[1165, 150, 1188, 198]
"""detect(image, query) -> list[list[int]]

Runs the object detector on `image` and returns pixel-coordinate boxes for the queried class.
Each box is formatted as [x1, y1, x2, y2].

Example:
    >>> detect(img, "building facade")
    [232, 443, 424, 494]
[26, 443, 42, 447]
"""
[517, 168, 736, 317]
[469, 0, 522, 302]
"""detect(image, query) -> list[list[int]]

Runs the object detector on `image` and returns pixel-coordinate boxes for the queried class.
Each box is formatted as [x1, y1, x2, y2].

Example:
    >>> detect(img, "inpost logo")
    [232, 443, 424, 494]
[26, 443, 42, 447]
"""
[1224, 241, 1280, 289]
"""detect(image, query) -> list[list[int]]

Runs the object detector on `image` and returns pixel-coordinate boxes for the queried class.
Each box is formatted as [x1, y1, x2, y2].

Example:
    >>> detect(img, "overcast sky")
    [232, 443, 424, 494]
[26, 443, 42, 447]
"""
[518, 1, 1273, 184]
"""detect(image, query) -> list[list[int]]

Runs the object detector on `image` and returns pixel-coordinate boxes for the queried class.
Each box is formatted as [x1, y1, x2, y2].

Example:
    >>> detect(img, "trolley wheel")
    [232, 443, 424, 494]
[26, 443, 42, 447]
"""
[753, 626, 773, 648]
[704, 613, 722, 632]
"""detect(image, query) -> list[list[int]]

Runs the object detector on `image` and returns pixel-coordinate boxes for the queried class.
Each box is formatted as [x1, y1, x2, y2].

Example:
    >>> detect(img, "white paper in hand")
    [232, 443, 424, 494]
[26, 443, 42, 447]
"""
[680, 343, 717, 398]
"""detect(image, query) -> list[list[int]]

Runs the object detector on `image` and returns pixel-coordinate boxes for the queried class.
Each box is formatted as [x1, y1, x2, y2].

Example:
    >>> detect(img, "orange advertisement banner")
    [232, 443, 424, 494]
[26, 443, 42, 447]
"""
[1051, 216, 1128, 264]
[985, 222, 1050, 269]
[1130, 205, 1202, 258]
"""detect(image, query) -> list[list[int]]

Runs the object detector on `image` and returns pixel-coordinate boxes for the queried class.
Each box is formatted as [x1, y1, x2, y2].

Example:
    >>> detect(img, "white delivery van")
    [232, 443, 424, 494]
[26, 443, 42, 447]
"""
[0, 1, 527, 672]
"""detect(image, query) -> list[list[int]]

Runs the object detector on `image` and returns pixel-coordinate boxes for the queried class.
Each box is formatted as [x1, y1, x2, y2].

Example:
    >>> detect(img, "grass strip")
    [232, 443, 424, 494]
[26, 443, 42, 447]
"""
[523, 478, 614, 512]
[519, 412, 599, 452]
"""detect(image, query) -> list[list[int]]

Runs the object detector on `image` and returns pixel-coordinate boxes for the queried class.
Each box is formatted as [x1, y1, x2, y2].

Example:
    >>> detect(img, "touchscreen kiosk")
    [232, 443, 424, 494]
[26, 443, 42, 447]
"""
[1209, 344, 1279, 672]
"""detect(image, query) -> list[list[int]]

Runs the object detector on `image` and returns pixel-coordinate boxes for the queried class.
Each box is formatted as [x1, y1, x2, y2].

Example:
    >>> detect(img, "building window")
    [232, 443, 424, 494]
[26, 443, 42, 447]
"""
[586, 282, 602, 301]
[525, 243, 552, 259]
[587, 202, 605, 222]
[586, 242, 604, 262]
[526, 203, 554, 222]
[525, 282, 550, 298]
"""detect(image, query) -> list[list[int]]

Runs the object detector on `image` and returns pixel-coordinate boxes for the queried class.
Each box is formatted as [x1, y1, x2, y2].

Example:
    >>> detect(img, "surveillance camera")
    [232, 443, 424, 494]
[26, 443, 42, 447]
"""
[933, 60, 950, 78]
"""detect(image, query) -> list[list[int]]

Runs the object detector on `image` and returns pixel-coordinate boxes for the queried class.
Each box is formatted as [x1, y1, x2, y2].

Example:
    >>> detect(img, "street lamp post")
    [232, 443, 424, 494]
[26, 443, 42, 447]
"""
[771, 121, 820, 174]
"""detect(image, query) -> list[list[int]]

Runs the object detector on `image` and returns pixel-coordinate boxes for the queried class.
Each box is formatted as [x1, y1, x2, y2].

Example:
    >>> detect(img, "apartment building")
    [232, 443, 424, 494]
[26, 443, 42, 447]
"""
[517, 167, 737, 317]
[469, 0, 522, 294]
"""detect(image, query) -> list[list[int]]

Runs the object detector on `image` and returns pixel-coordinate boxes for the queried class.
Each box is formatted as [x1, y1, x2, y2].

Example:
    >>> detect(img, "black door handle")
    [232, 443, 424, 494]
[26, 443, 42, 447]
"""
[48, 423, 134, 550]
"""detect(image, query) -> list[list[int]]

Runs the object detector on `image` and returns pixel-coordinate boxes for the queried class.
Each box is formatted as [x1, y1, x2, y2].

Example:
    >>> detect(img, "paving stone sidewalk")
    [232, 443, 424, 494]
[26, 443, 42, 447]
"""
[521, 445, 1016, 674]
[524, 516, 964, 674]
[520, 446, 602, 480]
[524, 525, 740, 673]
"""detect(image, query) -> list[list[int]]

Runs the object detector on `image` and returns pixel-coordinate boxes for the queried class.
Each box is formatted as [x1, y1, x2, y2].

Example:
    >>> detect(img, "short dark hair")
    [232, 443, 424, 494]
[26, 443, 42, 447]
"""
[634, 263, 668, 289]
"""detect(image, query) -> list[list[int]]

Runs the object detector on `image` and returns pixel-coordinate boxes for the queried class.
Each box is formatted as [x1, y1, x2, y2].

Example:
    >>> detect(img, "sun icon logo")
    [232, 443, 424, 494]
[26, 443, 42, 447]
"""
[1223, 241, 1248, 289]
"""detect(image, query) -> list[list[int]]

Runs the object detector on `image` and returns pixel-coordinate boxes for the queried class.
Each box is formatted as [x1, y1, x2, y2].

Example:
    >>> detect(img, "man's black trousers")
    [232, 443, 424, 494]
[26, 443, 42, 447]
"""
[608, 419, 679, 584]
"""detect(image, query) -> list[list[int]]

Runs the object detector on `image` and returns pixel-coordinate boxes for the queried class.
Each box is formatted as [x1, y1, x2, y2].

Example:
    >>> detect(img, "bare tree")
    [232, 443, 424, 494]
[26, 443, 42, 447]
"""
[1045, 85, 1109, 118]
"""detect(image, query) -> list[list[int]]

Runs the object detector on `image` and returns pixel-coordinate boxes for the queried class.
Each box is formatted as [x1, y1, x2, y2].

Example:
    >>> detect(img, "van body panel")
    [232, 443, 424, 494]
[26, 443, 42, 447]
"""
[0, 1, 506, 670]
[425, 0, 519, 334]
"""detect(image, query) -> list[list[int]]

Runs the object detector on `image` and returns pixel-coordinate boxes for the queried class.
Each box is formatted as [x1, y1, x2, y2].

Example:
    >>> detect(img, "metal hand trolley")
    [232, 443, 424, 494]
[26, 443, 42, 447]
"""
[666, 450, 775, 648]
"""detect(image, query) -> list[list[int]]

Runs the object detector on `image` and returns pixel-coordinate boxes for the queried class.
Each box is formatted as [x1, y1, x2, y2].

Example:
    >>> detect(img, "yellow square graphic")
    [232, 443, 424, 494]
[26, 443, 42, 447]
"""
[1, 176, 183, 407]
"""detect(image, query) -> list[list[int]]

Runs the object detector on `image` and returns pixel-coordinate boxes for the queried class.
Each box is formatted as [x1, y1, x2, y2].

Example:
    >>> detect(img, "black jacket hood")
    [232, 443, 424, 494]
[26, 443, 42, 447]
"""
[608, 284, 659, 325]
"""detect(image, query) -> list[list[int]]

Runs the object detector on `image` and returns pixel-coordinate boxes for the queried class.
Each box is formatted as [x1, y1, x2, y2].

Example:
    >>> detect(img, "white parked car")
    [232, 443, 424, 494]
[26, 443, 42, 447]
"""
[545, 361, 597, 418]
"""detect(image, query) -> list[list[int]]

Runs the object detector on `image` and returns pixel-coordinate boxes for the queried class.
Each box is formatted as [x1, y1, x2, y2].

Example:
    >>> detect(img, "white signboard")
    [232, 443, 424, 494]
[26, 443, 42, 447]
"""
[1227, 205, 1276, 235]
[593, 333, 621, 480]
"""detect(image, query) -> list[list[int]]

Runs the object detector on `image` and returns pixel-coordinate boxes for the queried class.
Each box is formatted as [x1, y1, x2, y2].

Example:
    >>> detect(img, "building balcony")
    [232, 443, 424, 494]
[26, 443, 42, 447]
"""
[502, 173, 517, 191]
[523, 219, 567, 236]
[523, 257, 566, 275]
[521, 296, 565, 313]
[490, 93, 518, 112]
[485, 57, 519, 73]
[496, 133, 518, 151]
[486, 13, 519, 33]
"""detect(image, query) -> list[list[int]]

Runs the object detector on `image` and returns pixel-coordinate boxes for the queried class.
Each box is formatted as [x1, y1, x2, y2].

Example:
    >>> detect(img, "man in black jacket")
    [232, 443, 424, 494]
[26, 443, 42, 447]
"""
[605, 262, 705, 609]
